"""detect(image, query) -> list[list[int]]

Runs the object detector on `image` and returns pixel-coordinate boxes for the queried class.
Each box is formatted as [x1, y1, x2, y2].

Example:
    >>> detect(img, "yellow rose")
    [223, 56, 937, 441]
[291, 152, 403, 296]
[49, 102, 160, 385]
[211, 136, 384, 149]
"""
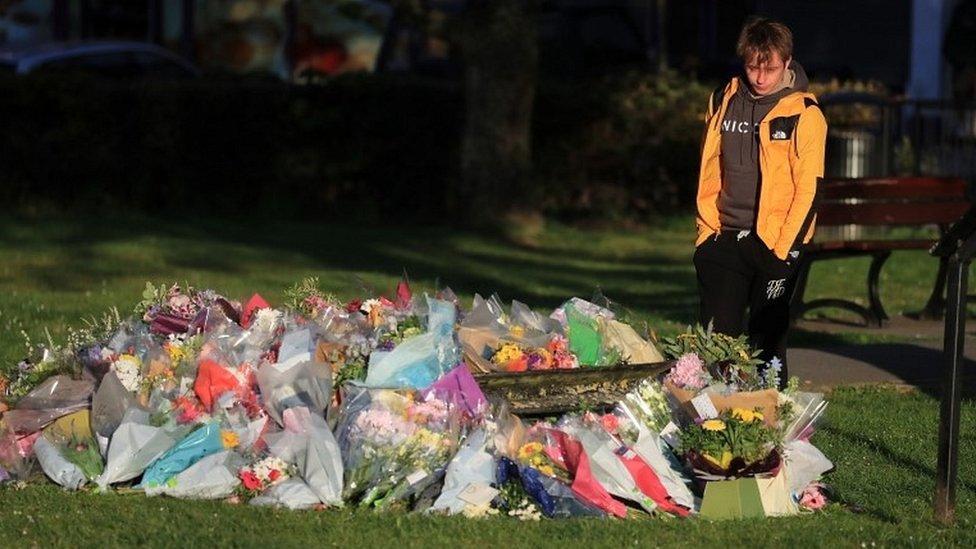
[701, 419, 726, 431]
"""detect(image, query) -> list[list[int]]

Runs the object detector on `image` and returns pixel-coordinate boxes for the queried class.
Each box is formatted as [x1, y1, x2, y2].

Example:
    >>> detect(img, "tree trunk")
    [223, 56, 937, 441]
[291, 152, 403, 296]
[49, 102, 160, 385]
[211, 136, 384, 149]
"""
[458, 0, 539, 228]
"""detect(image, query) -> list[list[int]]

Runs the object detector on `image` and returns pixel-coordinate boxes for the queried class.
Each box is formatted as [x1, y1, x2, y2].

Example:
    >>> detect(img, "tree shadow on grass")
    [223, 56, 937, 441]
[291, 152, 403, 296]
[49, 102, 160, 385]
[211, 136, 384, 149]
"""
[2, 215, 702, 325]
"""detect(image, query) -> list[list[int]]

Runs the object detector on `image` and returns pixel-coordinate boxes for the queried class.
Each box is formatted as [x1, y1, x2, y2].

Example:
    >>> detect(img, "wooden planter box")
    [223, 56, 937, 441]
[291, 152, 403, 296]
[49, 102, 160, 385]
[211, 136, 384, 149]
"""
[473, 361, 674, 416]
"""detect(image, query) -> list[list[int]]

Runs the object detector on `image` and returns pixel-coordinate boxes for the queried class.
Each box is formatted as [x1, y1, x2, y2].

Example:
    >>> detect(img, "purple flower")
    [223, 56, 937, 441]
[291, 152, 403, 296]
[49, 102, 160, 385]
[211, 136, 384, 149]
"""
[78, 345, 105, 368]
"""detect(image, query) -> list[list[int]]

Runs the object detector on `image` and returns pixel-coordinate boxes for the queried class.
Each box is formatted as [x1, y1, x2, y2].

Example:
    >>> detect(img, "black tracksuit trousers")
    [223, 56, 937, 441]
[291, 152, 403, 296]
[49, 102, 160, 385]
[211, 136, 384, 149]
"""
[693, 230, 800, 384]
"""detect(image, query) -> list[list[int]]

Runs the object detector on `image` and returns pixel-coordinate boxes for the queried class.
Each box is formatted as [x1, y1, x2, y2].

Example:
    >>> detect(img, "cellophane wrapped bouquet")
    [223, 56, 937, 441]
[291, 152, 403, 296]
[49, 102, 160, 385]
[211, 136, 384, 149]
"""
[336, 387, 461, 509]
[0, 276, 831, 521]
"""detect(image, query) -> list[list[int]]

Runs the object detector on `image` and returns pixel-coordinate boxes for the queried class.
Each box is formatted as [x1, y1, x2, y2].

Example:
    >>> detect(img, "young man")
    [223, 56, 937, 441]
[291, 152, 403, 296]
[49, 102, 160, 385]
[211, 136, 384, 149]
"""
[693, 18, 827, 384]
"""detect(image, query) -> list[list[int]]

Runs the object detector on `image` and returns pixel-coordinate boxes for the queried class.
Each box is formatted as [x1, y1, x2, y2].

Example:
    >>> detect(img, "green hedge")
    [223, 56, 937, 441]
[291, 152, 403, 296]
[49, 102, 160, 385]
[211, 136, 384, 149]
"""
[535, 71, 711, 220]
[0, 71, 709, 221]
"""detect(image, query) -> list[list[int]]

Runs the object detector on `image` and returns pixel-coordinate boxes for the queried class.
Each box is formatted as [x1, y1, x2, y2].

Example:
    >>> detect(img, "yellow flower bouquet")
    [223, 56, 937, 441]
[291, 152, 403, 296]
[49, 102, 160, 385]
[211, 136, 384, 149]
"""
[678, 408, 780, 479]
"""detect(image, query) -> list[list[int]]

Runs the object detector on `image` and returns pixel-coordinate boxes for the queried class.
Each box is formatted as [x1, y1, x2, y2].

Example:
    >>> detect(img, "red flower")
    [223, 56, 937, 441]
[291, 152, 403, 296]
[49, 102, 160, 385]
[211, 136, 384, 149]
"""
[269, 469, 281, 482]
[395, 280, 412, 310]
[240, 470, 262, 491]
[175, 396, 203, 425]
[507, 356, 529, 372]
[346, 300, 362, 313]
[600, 413, 620, 435]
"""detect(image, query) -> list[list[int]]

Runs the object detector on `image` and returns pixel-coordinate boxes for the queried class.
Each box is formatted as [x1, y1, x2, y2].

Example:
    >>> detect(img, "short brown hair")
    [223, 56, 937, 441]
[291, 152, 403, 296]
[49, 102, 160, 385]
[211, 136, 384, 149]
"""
[736, 17, 793, 64]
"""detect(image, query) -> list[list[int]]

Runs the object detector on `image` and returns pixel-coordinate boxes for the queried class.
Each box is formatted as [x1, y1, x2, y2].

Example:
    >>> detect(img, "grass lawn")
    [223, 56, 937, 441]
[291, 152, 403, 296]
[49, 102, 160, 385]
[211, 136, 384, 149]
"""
[1, 388, 973, 547]
[1, 214, 971, 366]
[1, 214, 975, 546]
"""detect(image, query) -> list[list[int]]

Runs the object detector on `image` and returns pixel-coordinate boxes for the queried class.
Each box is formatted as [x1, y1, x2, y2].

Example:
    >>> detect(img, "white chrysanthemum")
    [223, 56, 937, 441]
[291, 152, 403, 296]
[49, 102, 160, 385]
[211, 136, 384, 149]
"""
[251, 456, 289, 484]
[252, 308, 283, 333]
[111, 354, 143, 392]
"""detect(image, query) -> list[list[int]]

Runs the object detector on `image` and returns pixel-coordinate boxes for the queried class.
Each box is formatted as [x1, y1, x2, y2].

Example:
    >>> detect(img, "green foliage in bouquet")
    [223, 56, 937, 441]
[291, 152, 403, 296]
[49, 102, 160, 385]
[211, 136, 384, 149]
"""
[679, 408, 780, 468]
[2, 308, 124, 403]
[659, 323, 764, 387]
[496, 476, 543, 521]
[134, 282, 169, 318]
[619, 378, 672, 435]
[377, 315, 423, 348]
[170, 334, 206, 380]
[61, 434, 105, 481]
[282, 277, 337, 319]
[317, 343, 370, 387]
[1, 349, 79, 402]
[334, 359, 367, 388]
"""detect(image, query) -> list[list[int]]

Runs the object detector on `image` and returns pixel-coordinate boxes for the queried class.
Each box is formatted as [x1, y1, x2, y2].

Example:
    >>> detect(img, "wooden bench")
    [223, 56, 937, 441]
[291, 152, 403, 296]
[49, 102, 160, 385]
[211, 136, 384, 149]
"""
[789, 177, 971, 327]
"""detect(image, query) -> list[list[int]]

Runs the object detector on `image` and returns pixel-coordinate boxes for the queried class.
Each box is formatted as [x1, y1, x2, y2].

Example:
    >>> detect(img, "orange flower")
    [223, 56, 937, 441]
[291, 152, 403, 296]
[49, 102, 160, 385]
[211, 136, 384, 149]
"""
[221, 430, 240, 449]
[506, 355, 529, 372]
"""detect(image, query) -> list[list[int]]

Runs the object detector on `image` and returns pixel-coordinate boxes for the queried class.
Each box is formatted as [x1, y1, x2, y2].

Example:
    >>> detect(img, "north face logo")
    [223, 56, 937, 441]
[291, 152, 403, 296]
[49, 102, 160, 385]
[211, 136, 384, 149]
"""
[772, 130, 788, 140]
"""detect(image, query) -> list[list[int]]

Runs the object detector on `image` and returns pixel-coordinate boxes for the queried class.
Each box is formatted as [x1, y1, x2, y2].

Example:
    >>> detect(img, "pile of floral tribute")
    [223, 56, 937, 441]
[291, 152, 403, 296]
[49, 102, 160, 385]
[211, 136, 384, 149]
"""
[0, 278, 831, 519]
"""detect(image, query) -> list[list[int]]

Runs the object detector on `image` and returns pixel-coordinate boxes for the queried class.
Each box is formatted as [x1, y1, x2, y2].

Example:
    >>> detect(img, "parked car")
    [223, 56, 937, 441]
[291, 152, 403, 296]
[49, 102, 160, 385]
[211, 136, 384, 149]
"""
[0, 41, 199, 79]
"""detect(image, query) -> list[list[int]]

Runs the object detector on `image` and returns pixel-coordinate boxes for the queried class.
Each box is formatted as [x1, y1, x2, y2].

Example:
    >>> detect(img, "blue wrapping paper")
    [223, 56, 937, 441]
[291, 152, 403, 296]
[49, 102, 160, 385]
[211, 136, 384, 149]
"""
[495, 456, 606, 519]
[140, 422, 225, 490]
[495, 457, 556, 517]
[364, 298, 458, 389]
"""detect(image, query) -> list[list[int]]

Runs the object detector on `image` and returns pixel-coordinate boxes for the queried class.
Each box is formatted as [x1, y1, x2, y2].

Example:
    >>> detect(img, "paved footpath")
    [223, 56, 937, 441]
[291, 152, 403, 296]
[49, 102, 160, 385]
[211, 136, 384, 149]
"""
[790, 316, 976, 392]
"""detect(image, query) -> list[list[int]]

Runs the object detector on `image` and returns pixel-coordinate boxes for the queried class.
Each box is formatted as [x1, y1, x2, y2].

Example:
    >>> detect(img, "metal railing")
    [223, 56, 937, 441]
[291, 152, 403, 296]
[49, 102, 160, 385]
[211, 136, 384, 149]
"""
[821, 93, 976, 182]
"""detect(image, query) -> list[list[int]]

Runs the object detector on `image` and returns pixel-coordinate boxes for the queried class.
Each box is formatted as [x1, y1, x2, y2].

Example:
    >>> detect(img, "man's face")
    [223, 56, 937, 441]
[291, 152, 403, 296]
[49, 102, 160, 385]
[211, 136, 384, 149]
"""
[744, 51, 790, 96]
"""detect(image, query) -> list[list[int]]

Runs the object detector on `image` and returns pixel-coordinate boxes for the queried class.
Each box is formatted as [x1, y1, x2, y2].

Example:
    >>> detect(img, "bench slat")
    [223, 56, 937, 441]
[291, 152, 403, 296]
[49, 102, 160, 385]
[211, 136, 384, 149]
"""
[809, 239, 935, 252]
[817, 201, 970, 226]
[819, 177, 968, 200]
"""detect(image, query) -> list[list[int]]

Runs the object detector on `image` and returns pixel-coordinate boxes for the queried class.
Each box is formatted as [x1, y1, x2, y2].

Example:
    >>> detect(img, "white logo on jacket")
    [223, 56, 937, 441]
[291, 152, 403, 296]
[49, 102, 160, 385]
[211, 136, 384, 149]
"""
[766, 278, 787, 300]
[721, 120, 753, 134]
[772, 130, 788, 139]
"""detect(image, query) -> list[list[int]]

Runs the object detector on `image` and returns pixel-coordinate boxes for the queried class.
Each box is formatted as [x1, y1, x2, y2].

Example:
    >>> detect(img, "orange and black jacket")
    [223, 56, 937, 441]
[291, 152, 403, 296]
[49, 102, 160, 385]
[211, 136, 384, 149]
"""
[695, 77, 828, 260]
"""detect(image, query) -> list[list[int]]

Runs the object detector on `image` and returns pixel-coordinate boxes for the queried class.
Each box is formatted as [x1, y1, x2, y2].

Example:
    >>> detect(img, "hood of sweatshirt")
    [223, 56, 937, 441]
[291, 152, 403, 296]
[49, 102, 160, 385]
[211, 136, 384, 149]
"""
[717, 61, 809, 231]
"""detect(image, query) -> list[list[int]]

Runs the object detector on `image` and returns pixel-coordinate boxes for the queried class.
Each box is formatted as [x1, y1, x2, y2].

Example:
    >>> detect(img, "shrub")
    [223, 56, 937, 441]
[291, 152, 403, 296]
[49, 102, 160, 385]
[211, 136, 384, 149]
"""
[0, 70, 708, 222]
[535, 70, 711, 221]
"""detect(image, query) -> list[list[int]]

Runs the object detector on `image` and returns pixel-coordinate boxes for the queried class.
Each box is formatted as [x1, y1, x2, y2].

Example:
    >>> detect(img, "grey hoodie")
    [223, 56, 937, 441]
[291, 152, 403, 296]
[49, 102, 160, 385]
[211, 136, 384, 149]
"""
[717, 61, 810, 231]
